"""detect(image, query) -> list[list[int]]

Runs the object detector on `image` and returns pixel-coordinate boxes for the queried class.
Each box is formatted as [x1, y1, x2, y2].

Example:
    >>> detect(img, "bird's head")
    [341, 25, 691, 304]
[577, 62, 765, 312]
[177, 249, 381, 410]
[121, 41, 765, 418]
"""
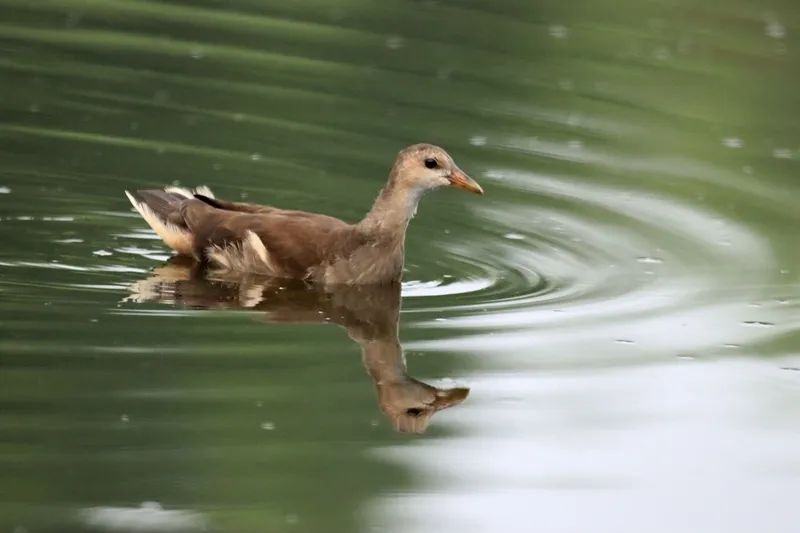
[390, 143, 483, 195]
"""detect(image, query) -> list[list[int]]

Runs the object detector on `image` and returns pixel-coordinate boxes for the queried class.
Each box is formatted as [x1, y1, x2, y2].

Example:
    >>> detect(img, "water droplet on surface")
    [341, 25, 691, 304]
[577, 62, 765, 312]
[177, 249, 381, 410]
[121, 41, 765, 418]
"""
[436, 68, 452, 81]
[636, 256, 663, 264]
[722, 137, 743, 149]
[120, 414, 130, 423]
[250, 153, 262, 162]
[653, 46, 671, 61]
[93, 250, 112, 256]
[470, 135, 487, 146]
[676, 353, 696, 360]
[504, 232, 525, 240]
[723, 344, 741, 349]
[385, 35, 405, 50]
[772, 148, 793, 159]
[741, 321, 775, 328]
[765, 20, 786, 39]
[615, 339, 635, 344]
[548, 24, 568, 39]
[260, 421, 275, 431]
[189, 47, 205, 59]
[0, 186, 10, 194]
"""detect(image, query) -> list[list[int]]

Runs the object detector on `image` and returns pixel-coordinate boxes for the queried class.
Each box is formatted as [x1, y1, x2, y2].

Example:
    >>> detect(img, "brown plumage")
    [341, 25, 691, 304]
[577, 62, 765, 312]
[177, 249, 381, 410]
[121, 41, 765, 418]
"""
[125, 144, 482, 285]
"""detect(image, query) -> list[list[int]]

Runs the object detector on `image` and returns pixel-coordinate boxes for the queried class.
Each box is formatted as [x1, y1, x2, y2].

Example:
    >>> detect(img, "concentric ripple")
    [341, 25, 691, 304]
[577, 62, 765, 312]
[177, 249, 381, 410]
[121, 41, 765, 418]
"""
[400, 154, 795, 358]
[1, 1, 800, 532]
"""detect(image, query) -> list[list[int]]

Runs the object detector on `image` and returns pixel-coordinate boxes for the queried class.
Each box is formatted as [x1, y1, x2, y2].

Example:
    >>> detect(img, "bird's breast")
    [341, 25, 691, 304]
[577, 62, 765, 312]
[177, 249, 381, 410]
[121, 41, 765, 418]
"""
[315, 241, 405, 285]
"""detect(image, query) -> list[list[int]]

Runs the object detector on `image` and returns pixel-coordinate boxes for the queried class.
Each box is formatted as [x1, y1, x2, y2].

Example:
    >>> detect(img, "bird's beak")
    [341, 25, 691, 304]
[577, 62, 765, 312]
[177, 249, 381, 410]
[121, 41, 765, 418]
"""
[447, 168, 484, 195]
[432, 387, 470, 409]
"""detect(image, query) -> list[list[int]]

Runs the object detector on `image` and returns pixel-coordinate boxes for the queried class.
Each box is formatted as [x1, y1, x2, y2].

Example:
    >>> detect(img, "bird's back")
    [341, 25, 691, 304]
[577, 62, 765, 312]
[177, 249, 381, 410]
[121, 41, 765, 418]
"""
[126, 187, 373, 281]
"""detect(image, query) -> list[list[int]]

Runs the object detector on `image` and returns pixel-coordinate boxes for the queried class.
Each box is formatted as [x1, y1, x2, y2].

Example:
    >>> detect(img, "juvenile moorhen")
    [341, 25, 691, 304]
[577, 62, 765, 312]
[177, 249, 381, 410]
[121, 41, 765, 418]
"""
[125, 143, 482, 285]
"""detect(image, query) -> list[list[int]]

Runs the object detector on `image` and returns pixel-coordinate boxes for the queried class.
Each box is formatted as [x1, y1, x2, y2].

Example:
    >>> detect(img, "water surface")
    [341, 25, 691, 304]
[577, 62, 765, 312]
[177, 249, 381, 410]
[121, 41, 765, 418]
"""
[1, 1, 799, 532]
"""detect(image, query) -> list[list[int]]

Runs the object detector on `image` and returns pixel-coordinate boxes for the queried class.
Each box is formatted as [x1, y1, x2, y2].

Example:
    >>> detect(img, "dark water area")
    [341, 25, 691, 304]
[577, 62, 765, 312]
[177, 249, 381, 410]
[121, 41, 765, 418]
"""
[1, 1, 799, 532]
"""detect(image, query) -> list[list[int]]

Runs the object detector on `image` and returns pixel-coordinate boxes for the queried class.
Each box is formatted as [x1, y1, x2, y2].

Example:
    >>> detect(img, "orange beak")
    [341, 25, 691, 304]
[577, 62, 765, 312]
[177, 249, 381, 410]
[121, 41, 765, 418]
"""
[448, 168, 484, 195]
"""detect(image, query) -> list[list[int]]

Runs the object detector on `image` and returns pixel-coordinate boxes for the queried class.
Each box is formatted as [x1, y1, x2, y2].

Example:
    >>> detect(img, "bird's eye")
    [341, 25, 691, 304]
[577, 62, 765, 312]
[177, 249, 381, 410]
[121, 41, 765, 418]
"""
[406, 407, 423, 417]
[424, 158, 438, 169]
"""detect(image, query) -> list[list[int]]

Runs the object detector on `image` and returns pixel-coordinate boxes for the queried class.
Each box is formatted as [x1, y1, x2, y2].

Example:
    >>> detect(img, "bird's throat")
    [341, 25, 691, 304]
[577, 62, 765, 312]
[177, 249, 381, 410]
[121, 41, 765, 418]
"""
[359, 184, 424, 238]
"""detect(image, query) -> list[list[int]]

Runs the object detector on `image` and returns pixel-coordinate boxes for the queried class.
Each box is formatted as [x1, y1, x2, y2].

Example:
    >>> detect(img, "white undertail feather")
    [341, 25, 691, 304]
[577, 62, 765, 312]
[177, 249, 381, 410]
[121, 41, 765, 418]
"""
[164, 185, 215, 199]
[163, 186, 193, 199]
[206, 230, 279, 276]
[125, 191, 194, 256]
[194, 185, 215, 198]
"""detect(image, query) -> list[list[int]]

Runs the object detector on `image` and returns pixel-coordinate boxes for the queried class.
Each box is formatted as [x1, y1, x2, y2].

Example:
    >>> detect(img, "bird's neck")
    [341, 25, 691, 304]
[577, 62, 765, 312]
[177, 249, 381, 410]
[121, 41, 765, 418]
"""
[359, 181, 423, 240]
[360, 337, 407, 384]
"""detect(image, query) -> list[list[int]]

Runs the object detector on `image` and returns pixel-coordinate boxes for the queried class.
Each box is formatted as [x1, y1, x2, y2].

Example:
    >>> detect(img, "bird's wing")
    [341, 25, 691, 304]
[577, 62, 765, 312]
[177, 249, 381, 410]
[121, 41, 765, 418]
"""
[193, 193, 278, 214]
[126, 186, 363, 278]
[181, 199, 359, 278]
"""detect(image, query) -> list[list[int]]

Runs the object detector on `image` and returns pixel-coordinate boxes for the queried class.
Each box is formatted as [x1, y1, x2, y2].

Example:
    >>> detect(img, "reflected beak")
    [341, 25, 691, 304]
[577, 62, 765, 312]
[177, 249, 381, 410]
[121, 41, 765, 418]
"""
[447, 168, 484, 195]
[432, 387, 470, 408]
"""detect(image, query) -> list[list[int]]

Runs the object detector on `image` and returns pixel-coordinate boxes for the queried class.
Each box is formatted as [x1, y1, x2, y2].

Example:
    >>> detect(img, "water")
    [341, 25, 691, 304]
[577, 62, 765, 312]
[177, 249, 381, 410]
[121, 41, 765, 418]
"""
[1, 1, 799, 532]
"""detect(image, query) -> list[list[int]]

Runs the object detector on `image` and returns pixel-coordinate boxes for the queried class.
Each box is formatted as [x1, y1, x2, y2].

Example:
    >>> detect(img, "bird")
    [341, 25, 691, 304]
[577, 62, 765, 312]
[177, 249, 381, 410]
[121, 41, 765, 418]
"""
[125, 143, 483, 285]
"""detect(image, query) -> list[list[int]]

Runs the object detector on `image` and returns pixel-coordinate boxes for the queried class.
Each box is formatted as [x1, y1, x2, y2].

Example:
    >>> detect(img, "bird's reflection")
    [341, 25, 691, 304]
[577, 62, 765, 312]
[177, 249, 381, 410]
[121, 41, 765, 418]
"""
[127, 257, 468, 433]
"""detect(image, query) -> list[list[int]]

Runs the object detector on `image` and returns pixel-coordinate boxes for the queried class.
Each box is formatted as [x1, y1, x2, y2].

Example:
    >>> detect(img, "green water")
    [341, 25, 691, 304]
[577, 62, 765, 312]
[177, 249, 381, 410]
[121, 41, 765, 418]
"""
[1, 1, 799, 532]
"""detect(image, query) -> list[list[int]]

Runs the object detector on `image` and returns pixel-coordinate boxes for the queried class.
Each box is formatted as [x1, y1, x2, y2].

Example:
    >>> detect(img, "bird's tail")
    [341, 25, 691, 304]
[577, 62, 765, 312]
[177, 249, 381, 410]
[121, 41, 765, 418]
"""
[124, 186, 215, 256]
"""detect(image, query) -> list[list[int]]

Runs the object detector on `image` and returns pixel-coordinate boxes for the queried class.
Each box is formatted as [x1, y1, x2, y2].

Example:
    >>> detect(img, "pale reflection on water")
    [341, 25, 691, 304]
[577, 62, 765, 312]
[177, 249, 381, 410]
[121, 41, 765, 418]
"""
[79, 502, 206, 533]
[371, 362, 800, 533]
